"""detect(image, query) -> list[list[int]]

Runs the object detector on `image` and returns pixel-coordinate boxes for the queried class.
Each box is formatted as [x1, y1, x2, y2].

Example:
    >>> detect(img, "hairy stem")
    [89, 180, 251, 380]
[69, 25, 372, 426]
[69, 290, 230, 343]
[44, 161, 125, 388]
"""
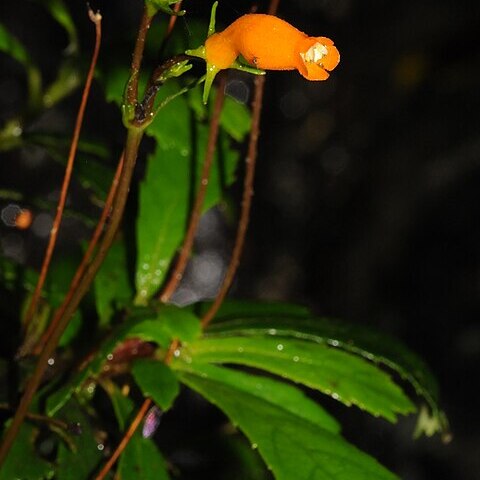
[127, 6, 154, 106]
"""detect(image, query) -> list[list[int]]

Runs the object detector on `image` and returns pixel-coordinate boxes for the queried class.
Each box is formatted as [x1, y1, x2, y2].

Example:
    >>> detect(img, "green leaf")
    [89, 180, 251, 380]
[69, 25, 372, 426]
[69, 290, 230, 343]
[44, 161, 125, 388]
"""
[120, 434, 170, 480]
[55, 399, 104, 480]
[0, 23, 31, 66]
[0, 423, 55, 480]
[135, 84, 240, 303]
[206, 309, 448, 436]
[128, 305, 201, 344]
[0, 23, 42, 110]
[132, 359, 180, 411]
[180, 336, 415, 422]
[36, 0, 78, 54]
[46, 306, 200, 415]
[94, 237, 133, 329]
[109, 385, 170, 480]
[220, 96, 252, 142]
[42, 60, 81, 108]
[179, 367, 398, 480]
[31, 134, 114, 199]
[188, 86, 252, 142]
[173, 362, 340, 434]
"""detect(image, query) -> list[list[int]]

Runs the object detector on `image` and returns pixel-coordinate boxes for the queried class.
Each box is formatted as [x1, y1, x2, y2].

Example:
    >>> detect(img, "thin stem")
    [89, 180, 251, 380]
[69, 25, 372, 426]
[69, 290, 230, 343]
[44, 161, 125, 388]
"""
[23, 152, 125, 357]
[94, 398, 152, 480]
[127, 6, 154, 106]
[0, 4, 154, 461]
[23, 9, 102, 333]
[160, 75, 226, 302]
[201, 73, 266, 328]
[200, 0, 280, 328]
[0, 128, 143, 466]
[268, 0, 281, 14]
[159, 0, 184, 55]
[0, 403, 69, 431]
[95, 334, 179, 479]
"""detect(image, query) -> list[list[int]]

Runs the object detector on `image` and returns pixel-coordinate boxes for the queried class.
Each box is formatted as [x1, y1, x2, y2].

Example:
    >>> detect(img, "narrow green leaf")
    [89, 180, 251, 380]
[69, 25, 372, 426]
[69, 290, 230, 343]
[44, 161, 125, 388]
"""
[109, 386, 170, 480]
[94, 237, 133, 329]
[36, 0, 78, 54]
[132, 359, 180, 411]
[0, 23, 42, 109]
[173, 362, 340, 434]
[179, 369, 399, 480]
[181, 336, 415, 422]
[188, 85, 252, 142]
[42, 60, 81, 108]
[0, 423, 55, 480]
[55, 399, 104, 480]
[0, 23, 30, 66]
[219, 95, 252, 142]
[120, 435, 170, 480]
[207, 309, 448, 436]
[135, 87, 240, 303]
[32, 134, 114, 198]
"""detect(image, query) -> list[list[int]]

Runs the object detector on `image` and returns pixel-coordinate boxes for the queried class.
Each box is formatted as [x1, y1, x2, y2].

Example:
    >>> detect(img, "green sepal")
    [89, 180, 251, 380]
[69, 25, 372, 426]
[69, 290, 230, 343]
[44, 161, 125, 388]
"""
[154, 59, 192, 84]
[231, 60, 266, 76]
[186, 3, 264, 103]
[208, 1, 219, 37]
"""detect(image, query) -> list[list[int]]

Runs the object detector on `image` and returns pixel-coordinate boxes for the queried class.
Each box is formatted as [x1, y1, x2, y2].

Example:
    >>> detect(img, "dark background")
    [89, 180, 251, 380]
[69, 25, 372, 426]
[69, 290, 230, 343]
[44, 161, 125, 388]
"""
[1, 0, 479, 479]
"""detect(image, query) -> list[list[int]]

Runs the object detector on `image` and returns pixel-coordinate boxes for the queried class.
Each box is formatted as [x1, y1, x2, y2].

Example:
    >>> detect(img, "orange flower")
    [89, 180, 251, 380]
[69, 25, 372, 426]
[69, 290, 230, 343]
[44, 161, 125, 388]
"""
[188, 3, 340, 102]
[205, 14, 340, 81]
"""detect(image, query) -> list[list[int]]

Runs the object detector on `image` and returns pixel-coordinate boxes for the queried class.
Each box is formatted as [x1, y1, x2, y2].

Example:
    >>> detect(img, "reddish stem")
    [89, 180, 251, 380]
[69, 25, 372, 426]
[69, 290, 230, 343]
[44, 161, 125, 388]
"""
[127, 6, 154, 106]
[0, 9, 104, 465]
[200, 0, 279, 329]
[23, 8, 103, 333]
[95, 398, 152, 480]
[201, 74, 265, 328]
[160, 76, 226, 303]
[24, 152, 125, 357]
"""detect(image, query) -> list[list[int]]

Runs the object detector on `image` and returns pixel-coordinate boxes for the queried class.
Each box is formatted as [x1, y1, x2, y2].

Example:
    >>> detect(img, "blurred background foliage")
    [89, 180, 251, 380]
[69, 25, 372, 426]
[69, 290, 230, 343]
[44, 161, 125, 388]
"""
[0, 0, 478, 478]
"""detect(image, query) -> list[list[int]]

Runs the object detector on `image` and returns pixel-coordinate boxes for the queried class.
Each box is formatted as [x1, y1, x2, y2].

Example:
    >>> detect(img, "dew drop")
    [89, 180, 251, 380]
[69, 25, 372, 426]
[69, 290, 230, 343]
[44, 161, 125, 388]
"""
[330, 340, 339, 347]
[106, 353, 113, 361]
[97, 443, 105, 451]
[276, 344, 284, 351]
[293, 356, 299, 362]
[268, 328, 277, 335]
[251, 443, 258, 450]
[173, 349, 181, 358]
[237, 347, 244, 353]
[47, 358, 55, 366]
[332, 393, 340, 400]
